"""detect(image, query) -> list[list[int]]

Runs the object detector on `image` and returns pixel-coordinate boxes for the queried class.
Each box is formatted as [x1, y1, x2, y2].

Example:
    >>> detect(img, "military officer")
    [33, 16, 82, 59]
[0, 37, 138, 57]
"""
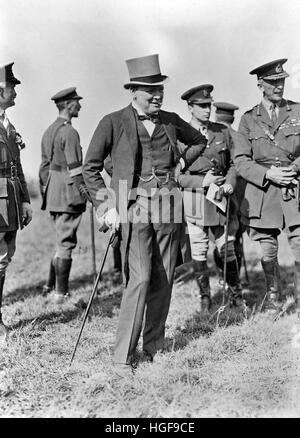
[0, 62, 32, 345]
[234, 58, 300, 313]
[214, 102, 239, 129]
[179, 85, 243, 312]
[214, 102, 247, 276]
[83, 54, 207, 373]
[39, 88, 89, 303]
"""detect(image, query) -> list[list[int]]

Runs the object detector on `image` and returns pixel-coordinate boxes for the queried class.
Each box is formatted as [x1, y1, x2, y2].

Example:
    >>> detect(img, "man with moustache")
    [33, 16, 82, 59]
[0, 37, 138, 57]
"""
[0, 63, 32, 345]
[234, 59, 300, 313]
[39, 87, 88, 303]
[83, 54, 207, 374]
[178, 85, 243, 312]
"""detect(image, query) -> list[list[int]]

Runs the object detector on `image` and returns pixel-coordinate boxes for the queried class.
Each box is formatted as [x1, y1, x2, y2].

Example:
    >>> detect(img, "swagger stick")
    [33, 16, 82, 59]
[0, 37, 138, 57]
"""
[241, 234, 249, 285]
[89, 203, 97, 282]
[222, 196, 231, 306]
[69, 231, 115, 366]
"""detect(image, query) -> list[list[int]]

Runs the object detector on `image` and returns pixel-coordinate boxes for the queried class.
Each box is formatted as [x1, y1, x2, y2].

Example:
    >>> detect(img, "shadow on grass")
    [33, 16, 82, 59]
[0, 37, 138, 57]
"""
[8, 286, 123, 331]
[164, 264, 296, 353]
[4, 270, 123, 306]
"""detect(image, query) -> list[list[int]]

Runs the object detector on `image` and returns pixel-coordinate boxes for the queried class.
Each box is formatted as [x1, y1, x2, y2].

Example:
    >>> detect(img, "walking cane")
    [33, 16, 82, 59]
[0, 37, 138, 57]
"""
[89, 202, 97, 282]
[222, 196, 231, 306]
[69, 230, 116, 366]
[241, 234, 249, 285]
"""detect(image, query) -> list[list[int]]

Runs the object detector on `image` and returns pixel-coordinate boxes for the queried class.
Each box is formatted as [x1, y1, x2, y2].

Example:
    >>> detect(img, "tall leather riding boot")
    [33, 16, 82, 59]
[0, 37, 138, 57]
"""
[293, 261, 300, 317]
[213, 247, 224, 285]
[193, 260, 211, 312]
[113, 244, 122, 273]
[234, 239, 243, 274]
[43, 257, 56, 294]
[261, 259, 281, 309]
[226, 259, 244, 307]
[52, 258, 72, 303]
[0, 274, 8, 345]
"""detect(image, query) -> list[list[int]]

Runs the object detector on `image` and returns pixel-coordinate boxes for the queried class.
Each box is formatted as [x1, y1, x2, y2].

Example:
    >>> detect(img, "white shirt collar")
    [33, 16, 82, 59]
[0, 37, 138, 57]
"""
[190, 118, 208, 132]
[261, 97, 280, 111]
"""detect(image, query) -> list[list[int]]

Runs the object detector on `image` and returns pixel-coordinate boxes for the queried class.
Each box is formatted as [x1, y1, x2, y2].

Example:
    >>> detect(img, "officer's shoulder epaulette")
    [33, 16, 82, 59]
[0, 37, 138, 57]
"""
[210, 121, 227, 130]
[285, 100, 300, 112]
[244, 104, 259, 115]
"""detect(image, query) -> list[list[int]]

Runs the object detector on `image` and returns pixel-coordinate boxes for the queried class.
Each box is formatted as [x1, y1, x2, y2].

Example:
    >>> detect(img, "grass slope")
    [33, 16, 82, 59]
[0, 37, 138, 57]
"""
[0, 199, 299, 418]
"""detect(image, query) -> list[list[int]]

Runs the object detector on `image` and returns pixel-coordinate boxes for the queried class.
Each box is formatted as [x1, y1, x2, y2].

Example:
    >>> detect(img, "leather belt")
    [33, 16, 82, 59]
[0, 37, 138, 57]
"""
[0, 164, 18, 179]
[256, 159, 293, 168]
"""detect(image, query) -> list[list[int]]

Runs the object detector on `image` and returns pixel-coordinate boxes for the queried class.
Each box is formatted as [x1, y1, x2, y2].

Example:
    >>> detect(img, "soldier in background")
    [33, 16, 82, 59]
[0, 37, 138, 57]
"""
[214, 102, 239, 129]
[213, 102, 247, 277]
[0, 63, 32, 344]
[178, 85, 243, 312]
[39, 88, 89, 303]
[234, 58, 300, 313]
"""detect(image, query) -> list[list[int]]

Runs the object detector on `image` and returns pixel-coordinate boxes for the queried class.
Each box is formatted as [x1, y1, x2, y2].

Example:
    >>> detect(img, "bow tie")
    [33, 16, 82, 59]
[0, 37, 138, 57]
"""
[137, 113, 160, 123]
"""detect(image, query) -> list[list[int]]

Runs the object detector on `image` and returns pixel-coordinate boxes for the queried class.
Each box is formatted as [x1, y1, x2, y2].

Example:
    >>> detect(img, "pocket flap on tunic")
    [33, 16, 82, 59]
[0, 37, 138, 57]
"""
[281, 126, 300, 137]
[0, 178, 8, 198]
[249, 130, 268, 141]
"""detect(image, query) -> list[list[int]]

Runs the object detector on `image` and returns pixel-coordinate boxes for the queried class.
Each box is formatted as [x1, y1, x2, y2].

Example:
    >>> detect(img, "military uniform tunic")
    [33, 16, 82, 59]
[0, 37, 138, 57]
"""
[39, 117, 86, 259]
[235, 99, 300, 229]
[178, 120, 238, 262]
[235, 99, 300, 264]
[0, 116, 30, 273]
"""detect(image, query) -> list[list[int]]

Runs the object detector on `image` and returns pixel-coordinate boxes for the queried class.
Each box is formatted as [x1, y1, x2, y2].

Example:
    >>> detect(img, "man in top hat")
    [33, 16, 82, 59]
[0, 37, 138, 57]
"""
[0, 62, 32, 345]
[234, 58, 300, 313]
[214, 102, 247, 277]
[83, 54, 207, 373]
[178, 84, 244, 312]
[39, 87, 89, 303]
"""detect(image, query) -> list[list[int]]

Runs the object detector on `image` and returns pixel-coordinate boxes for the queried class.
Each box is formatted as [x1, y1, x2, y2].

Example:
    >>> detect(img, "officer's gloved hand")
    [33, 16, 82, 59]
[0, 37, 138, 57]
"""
[96, 207, 120, 233]
[22, 202, 33, 226]
[39, 183, 46, 197]
[174, 161, 183, 183]
[221, 183, 234, 195]
[202, 170, 225, 188]
[266, 165, 297, 186]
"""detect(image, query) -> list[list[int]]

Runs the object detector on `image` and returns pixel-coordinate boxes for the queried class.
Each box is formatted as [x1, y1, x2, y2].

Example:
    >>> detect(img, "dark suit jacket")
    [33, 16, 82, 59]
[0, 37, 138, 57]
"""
[83, 104, 207, 216]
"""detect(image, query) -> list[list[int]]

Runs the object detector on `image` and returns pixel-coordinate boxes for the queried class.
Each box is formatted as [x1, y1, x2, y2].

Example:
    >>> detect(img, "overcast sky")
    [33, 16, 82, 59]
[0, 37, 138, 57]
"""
[1, 0, 300, 178]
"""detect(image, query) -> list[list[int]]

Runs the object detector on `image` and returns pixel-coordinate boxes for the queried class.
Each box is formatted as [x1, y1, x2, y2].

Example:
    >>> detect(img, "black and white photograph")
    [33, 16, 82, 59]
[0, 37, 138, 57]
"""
[0, 0, 300, 419]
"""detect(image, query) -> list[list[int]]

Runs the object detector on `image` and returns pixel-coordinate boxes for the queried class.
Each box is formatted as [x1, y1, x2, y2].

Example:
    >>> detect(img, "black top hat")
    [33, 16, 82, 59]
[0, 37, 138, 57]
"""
[250, 58, 289, 80]
[0, 62, 21, 85]
[181, 84, 214, 104]
[123, 54, 168, 89]
[51, 87, 83, 103]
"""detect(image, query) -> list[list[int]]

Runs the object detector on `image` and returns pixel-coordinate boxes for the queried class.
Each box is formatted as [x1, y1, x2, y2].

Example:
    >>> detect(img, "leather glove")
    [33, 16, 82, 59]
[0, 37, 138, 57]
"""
[174, 161, 183, 183]
[22, 202, 33, 226]
[96, 207, 120, 233]
[221, 183, 234, 195]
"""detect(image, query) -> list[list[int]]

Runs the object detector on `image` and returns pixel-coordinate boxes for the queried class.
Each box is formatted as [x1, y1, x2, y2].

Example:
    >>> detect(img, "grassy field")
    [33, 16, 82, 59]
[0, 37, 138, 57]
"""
[0, 197, 300, 418]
